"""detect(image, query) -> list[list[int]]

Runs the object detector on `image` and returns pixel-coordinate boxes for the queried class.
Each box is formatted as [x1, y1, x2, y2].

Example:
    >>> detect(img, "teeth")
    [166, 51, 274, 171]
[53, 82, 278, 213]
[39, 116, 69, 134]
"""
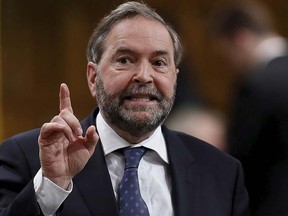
[131, 97, 150, 101]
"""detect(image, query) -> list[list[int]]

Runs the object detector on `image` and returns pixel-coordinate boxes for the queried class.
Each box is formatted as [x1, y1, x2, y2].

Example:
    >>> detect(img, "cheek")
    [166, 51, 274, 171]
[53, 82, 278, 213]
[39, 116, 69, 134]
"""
[103, 73, 132, 94]
[154, 74, 177, 97]
[98, 60, 133, 94]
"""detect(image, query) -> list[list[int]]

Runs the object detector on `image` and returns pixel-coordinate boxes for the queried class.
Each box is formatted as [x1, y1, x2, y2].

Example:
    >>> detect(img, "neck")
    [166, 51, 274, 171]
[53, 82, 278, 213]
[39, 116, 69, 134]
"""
[109, 124, 155, 144]
[100, 112, 156, 144]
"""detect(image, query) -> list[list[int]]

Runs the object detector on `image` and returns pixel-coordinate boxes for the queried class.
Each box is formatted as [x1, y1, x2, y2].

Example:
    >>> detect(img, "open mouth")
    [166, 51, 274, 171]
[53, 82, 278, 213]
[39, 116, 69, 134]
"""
[125, 94, 158, 101]
[122, 93, 159, 107]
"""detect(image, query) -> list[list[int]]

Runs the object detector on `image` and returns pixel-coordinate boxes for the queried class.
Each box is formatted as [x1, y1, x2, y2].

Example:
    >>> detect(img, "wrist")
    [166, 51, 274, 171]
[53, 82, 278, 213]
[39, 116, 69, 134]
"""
[42, 172, 72, 190]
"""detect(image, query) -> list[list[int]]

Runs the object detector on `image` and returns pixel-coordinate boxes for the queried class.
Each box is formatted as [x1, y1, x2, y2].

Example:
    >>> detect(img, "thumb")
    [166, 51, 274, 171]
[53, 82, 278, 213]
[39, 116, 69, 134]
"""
[84, 125, 99, 154]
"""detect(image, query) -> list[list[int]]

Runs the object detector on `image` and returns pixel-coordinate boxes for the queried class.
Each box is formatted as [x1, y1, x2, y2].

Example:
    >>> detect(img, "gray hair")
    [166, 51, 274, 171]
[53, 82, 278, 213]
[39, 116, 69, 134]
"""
[86, 1, 182, 67]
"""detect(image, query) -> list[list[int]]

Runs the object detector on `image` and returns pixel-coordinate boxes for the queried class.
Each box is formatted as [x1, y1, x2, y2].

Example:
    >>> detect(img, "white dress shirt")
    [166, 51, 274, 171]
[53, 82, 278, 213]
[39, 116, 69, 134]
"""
[34, 112, 173, 216]
[253, 36, 287, 66]
[97, 112, 173, 216]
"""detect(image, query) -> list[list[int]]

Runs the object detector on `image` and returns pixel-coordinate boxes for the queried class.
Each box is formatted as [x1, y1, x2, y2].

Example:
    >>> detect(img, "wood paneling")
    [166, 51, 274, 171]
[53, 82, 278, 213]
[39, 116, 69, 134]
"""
[1, 0, 288, 141]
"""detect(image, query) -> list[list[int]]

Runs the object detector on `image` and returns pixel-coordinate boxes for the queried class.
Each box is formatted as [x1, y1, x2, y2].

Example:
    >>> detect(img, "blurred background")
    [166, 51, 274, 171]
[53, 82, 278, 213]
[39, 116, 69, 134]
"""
[1, 0, 288, 144]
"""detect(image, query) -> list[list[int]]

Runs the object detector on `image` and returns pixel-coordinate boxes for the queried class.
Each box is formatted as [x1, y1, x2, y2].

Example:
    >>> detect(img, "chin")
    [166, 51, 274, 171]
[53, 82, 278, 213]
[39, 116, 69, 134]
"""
[130, 111, 153, 120]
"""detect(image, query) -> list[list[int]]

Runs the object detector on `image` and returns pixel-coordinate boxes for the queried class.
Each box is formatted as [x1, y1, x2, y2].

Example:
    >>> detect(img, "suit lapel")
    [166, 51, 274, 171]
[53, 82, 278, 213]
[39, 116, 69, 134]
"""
[73, 140, 119, 216]
[67, 109, 118, 215]
[163, 127, 200, 216]
[73, 110, 200, 215]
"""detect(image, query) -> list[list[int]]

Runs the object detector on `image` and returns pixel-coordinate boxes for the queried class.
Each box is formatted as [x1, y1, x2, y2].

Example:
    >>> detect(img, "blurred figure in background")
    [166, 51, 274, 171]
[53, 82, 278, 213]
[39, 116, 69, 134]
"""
[209, 1, 288, 215]
[165, 59, 228, 151]
[166, 105, 226, 151]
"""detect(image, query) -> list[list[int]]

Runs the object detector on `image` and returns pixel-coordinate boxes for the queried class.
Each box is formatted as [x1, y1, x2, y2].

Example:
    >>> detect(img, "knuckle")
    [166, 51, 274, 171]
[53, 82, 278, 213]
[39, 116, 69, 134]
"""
[51, 115, 62, 122]
[59, 109, 68, 116]
[40, 122, 50, 130]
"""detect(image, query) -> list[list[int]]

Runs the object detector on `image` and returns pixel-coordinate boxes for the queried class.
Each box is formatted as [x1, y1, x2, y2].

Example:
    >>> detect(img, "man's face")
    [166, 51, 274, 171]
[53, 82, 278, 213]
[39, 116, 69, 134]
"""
[94, 16, 178, 138]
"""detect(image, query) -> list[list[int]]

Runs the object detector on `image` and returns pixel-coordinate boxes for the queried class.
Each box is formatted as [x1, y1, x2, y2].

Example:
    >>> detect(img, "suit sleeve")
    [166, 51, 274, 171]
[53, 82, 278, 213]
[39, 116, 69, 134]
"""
[0, 139, 42, 216]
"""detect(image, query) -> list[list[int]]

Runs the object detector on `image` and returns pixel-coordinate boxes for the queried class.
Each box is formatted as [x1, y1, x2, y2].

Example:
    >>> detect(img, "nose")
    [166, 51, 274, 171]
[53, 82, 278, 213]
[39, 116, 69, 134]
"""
[132, 61, 153, 84]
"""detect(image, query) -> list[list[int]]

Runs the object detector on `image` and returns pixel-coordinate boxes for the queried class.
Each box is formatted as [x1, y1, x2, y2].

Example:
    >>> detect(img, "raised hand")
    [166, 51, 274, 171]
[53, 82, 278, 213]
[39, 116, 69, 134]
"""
[38, 83, 99, 189]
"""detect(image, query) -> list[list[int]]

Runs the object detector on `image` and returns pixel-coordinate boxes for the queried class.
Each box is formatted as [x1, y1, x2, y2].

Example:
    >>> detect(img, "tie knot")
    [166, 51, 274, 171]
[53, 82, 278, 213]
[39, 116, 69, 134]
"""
[123, 147, 146, 169]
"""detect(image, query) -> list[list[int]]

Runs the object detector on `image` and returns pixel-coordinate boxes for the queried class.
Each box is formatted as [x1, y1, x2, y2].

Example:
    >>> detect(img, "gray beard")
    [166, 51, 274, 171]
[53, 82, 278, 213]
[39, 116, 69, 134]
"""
[95, 75, 176, 137]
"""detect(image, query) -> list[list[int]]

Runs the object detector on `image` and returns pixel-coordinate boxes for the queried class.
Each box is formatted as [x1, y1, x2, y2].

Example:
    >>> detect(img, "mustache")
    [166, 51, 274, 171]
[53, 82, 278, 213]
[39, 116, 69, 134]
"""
[120, 85, 163, 101]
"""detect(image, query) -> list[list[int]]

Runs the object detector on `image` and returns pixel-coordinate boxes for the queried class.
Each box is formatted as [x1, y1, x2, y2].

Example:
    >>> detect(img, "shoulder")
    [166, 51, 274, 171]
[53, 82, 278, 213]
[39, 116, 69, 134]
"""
[0, 129, 40, 159]
[2, 128, 40, 145]
[163, 127, 245, 191]
[268, 55, 288, 69]
[163, 127, 240, 167]
[0, 129, 41, 174]
[1, 128, 40, 148]
[182, 131, 237, 161]
[254, 56, 288, 87]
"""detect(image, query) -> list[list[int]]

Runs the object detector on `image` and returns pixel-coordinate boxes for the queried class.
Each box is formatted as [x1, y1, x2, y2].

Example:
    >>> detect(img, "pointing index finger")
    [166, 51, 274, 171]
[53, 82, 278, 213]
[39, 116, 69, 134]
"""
[59, 83, 73, 113]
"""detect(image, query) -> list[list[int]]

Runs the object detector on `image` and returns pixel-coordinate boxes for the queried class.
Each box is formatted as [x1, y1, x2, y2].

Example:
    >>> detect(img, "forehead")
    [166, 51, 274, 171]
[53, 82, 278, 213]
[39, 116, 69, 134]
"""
[105, 16, 174, 54]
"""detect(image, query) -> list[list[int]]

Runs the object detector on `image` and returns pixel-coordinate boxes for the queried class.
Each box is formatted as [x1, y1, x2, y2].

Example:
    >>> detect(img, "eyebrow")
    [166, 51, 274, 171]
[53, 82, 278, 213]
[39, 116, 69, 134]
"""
[152, 50, 170, 57]
[113, 47, 134, 56]
[113, 47, 171, 57]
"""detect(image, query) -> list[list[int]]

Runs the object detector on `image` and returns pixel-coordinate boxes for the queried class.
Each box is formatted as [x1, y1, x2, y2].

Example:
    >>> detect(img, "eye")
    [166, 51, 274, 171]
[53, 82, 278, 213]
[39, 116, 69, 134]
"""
[117, 57, 131, 65]
[153, 59, 167, 67]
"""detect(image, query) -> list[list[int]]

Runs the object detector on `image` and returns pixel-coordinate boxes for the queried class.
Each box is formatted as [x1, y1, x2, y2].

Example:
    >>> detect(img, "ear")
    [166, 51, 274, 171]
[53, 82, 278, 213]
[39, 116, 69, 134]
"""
[175, 68, 179, 82]
[233, 28, 253, 49]
[87, 62, 97, 98]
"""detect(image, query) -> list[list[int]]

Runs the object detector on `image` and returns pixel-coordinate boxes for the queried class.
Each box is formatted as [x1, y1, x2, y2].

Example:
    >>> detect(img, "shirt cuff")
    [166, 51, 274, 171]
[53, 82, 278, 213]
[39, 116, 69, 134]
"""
[33, 168, 73, 216]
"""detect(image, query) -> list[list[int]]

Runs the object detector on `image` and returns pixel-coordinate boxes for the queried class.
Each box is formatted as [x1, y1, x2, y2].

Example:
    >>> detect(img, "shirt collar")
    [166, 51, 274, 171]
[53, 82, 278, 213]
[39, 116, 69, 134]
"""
[96, 112, 169, 164]
[253, 36, 288, 64]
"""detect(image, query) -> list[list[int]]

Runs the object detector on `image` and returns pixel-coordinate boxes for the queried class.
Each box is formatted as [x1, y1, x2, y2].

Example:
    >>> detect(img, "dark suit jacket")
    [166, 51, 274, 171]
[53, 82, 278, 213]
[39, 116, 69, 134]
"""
[0, 109, 249, 216]
[228, 56, 288, 216]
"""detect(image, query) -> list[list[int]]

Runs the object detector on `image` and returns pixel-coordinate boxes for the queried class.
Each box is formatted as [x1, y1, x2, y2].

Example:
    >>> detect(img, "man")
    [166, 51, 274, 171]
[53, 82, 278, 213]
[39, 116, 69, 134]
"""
[209, 1, 288, 215]
[0, 2, 249, 216]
